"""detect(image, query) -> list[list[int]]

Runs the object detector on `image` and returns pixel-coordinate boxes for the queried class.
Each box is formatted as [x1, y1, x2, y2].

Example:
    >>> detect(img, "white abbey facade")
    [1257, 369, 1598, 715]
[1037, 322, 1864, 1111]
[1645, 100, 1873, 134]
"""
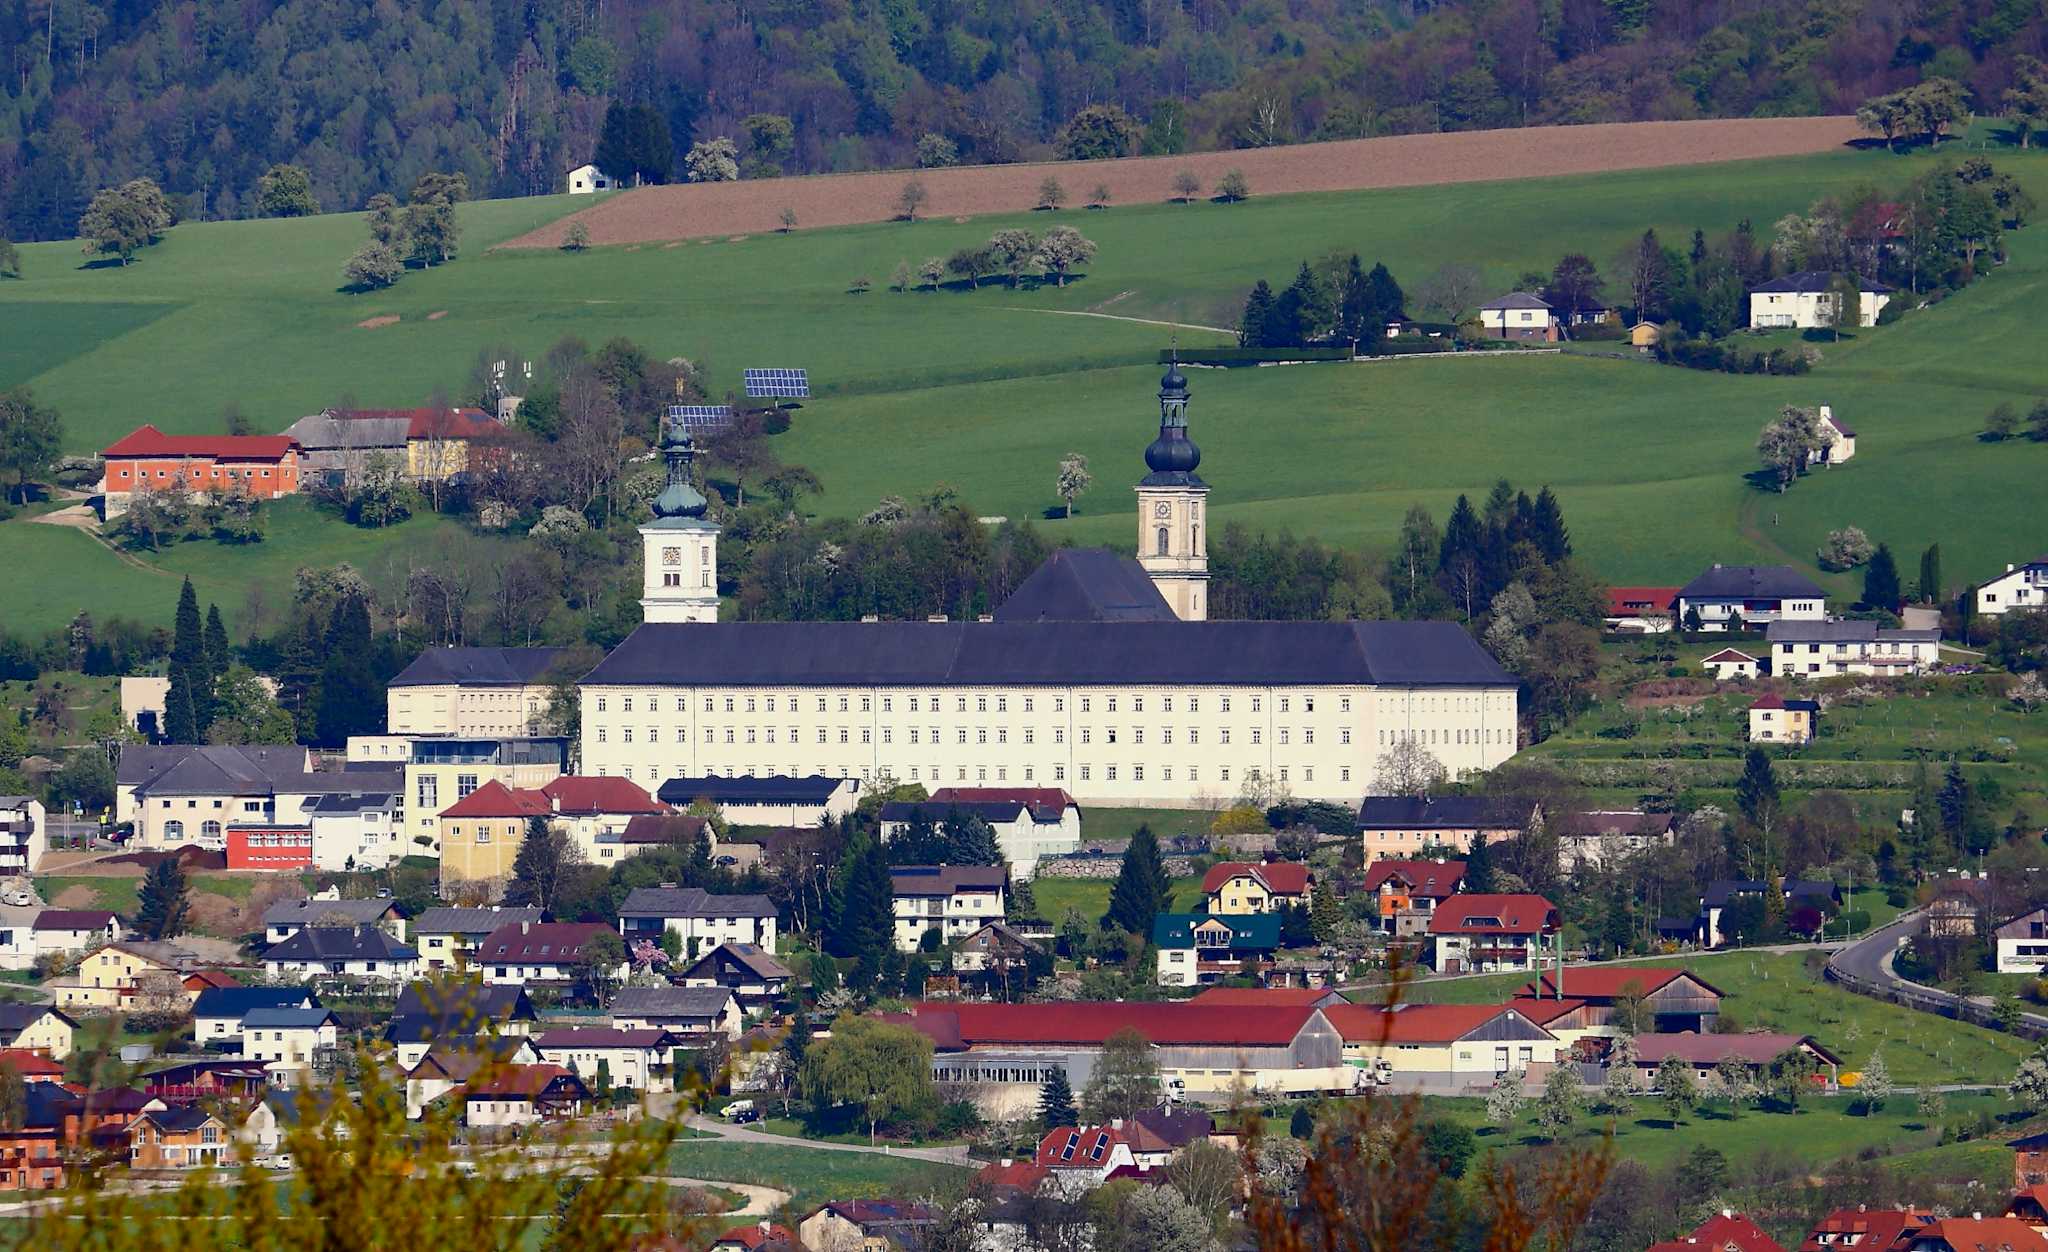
[577, 369, 1521, 809]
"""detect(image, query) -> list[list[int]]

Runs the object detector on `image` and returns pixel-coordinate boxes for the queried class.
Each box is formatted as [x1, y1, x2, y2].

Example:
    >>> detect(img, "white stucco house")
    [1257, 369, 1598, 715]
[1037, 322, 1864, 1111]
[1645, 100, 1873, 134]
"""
[891, 866, 1006, 952]
[1748, 272, 1893, 329]
[1477, 292, 1555, 341]
[1976, 557, 2048, 617]
[1997, 908, 2048, 974]
[1766, 620, 1941, 679]
[565, 164, 615, 194]
[1699, 648, 1762, 681]
[1816, 406, 1856, 464]
[1676, 564, 1827, 631]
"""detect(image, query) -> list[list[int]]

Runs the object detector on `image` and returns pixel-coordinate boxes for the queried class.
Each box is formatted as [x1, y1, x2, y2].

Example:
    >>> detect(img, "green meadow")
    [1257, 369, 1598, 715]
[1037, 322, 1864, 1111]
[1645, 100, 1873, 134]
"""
[1, 142, 2045, 627]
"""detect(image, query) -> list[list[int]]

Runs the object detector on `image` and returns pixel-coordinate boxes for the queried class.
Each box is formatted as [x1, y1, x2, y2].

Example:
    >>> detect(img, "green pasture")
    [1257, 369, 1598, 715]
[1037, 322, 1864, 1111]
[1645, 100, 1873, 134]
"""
[660, 1139, 967, 1217]
[1027, 874, 1207, 927]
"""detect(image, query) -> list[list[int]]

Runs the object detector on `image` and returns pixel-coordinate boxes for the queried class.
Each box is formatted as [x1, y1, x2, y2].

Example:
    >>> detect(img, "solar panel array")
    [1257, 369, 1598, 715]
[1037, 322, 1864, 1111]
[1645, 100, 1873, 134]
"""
[667, 404, 732, 430]
[743, 367, 810, 399]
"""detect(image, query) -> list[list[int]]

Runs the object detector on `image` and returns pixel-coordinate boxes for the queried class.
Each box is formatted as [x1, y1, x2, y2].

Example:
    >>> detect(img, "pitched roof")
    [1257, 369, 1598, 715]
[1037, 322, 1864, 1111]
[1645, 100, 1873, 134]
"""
[1516, 967, 1721, 1000]
[387, 646, 569, 688]
[1606, 587, 1679, 615]
[1764, 620, 1939, 644]
[279, 413, 411, 452]
[1200, 860, 1312, 896]
[1360, 859, 1466, 898]
[533, 1026, 673, 1049]
[974, 1158, 1052, 1194]
[320, 406, 498, 440]
[655, 774, 850, 805]
[407, 1036, 537, 1080]
[438, 779, 553, 820]
[1701, 648, 1759, 663]
[391, 980, 535, 1027]
[261, 896, 401, 928]
[192, 987, 316, 1020]
[991, 548, 1176, 623]
[1555, 810, 1675, 838]
[1799, 1208, 1932, 1252]
[711, 1223, 805, 1250]
[1324, 1003, 1549, 1045]
[1481, 291, 1551, 310]
[264, 926, 417, 962]
[1750, 694, 1820, 712]
[0, 1003, 70, 1033]
[591, 620, 1514, 689]
[239, 1007, 339, 1030]
[1426, 894, 1557, 935]
[1189, 986, 1344, 1008]
[899, 1001, 1320, 1049]
[413, 907, 545, 936]
[617, 814, 710, 845]
[460, 1063, 588, 1100]
[1356, 796, 1537, 831]
[1909, 1218, 2048, 1252]
[474, 922, 612, 964]
[682, 942, 793, 982]
[1034, 1125, 1129, 1168]
[1150, 912, 1281, 950]
[617, 886, 776, 919]
[1125, 1104, 1215, 1147]
[1631, 1032, 1838, 1066]
[33, 909, 117, 930]
[888, 866, 1007, 897]
[1651, 1213, 1788, 1252]
[137, 1105, 225, 1135]
[1751, 270, 1893, 294]
[1822, 409, 1857, 437]
[930, 787, 1078, 817]
[608, 985, 740, 1020]
[102, 424, 298, 460]
[1678, 564, 1826, 601]
[540, 776, 669, 815]
[880, 799, 1042, 825]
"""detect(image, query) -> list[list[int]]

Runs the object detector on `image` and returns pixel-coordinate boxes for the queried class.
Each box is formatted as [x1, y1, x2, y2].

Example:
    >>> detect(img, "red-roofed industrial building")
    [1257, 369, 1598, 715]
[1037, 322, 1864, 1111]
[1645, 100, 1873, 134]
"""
[1427, 894, 1558, 973]
[1200, 860, 1314, 913]
[1189, 986, 1346, 1010]
[101, 425, 302, 513]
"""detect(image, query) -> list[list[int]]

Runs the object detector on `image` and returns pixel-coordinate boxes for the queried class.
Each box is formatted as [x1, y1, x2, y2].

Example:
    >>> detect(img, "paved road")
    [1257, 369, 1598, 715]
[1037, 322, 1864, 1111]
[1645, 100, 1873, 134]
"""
[1828, 907, 2048, 1037]
[682, 1114, 975, 1166]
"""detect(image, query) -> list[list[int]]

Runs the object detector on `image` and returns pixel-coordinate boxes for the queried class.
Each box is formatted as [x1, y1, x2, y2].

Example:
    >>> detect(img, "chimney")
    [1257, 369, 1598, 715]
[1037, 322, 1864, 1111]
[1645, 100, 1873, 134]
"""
[759, 1220, 771, 1235]
[1000, 1157, 1013, 1168]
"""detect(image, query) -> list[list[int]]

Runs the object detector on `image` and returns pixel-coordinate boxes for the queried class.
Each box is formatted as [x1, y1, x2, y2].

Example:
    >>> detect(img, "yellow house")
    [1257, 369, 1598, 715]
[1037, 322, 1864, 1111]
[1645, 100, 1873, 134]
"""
[0, 1003, 78, 1060]
[402, 738, 566, 857]
[46, 940, 194, 1012]
[1326, 1003, 1564, 1079]
[403, 408, 506, 481]
[1200, 861, 1313, 914]
[436, 782, 554, 897]
[1747, 695, 1817, 745]
[1630, 321, 1662, 351]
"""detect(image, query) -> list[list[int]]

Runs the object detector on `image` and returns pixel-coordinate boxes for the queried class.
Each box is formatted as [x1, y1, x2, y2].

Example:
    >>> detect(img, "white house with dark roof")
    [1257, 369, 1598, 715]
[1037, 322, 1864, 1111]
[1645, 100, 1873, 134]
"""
[384, 646, 570, 737]
[679, 942, 792, 1013]
[609, 984, 742, 1038]
[306, 789, 401, 871]
[1748, 271, 1893, 329]
[1976, 557, 2048, 617]
[262, 926, 419, 984]
[1676, 564, 1827, 631]
[32, 909, 121, 956]
[193, 986, 318, 1045]
[1766, 620, 1941, 678]
[1553, 811, 1675, 870]
[891, 866, 1007, 951]
[616, 886, 778, 957]
[1478, 292, 1555, 341]
[474, 921, 624, 988]
[412, 906, 544, 972]
[532, 1026, 678, 1091]
[654, 775, 858, 828]
[238, 1006, 340, 1070]
[877, 787, 1082, 877]
[116, 744, 402, 851]
[1817, 406, 1856, 464]
[262, 893, 407, 945]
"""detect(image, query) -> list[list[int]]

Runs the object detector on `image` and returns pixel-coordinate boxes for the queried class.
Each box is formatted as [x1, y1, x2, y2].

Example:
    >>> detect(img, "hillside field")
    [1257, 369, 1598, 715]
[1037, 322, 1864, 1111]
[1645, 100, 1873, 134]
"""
[0, 141, 2044, 631]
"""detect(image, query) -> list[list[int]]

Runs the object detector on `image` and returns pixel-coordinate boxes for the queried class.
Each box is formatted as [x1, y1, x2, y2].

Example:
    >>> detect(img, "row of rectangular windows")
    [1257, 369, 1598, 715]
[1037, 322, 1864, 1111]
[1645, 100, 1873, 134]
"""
[592, 692, 1360, 716]
[593, 762, 1353, 786]
[589, 724, 1360, 747]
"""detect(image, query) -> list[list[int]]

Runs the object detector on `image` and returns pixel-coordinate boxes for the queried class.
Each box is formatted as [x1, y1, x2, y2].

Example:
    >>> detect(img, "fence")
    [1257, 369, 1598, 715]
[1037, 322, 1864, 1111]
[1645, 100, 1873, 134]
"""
[1824, 942, 2048, 1042]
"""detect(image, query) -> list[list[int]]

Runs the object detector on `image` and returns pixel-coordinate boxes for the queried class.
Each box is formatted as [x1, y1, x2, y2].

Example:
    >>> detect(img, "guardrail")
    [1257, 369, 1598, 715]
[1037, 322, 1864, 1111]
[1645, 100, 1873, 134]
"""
[1823, 934, 2048, 1042]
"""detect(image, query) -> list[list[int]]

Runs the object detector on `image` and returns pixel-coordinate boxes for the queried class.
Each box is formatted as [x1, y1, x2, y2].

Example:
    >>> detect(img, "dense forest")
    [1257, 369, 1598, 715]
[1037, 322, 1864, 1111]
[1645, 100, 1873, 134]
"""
[2, 0, 2046, 240]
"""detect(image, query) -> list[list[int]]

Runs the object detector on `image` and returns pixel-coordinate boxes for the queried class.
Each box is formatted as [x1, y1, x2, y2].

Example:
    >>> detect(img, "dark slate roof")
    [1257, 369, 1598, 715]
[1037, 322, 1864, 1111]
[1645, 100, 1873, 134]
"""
[1752, 270, 1893, 294]
[1356, 795, 1538, 830]
[1481, 291, 1551, 310]
[146, 1106, 222, 1134]
[263, 897, 403, 929]
[116, 744, 309, 791]
[388, 646, 568, 688]
[992, 549, 1175, 623]
[309, 791, 396, 813]
[192, 987, 316, 1020]
[391, 981, 535, 1025]
[683, 941, 793, 982]
[1677, 564, 1826, 601]
[592, 620, 1512, 688]
[618, 886, 776, 919]
[1764, 620, 1940, 644]
[264, 926, 417, 962]
[608, 985, 738, 1020]
[0, 1002, 68, 1032]
[890, 865, 1007, 896]
[413, 907, 544, 936]
[656, 775, 848, 805]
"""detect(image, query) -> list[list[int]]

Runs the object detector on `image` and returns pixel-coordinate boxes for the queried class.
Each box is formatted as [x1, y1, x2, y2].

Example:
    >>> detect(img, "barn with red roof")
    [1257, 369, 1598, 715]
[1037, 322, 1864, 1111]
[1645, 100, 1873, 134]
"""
[101, 424, 302, 513]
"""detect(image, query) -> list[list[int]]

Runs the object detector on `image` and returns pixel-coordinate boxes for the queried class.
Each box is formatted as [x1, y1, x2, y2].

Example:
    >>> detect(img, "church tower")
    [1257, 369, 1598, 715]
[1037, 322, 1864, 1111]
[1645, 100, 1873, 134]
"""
[639, 418, 721, 624]
[1134, 358, 1210, 621]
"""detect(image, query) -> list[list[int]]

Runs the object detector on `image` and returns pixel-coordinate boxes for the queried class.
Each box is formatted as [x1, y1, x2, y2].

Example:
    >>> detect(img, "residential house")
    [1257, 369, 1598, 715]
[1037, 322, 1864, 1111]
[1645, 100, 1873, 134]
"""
[1325, 1002, 1565, 1084]
[474, 921, 623, 989]
[617, 885, 779, 957]
[262, 926, 419, 985]
[1927, 874, 1997, 938]
[1553, 810, 1675, 871]
[100, 425, 302, 516]
[565, 164, 614, 193]
[1650, 1212, 1789, 1252]
[385, 647, 570, 737]
[461, 1064, 588, 1129]
[541, 775, 672, 863]
[1515, 967, 1723, 1033]
[1800, 1208, 1934, 1252]
[142, 1060, 269, 1104]
[401, 736, 568, 855]
[0, 900, 39, 972]
[1630, 321, 1663, 351]
[2008, 1188, 2048, 1236]
[709, 1223, 805, 1252]
[1677, 564, 1828, 631]
[2018, 1129, 2048, 1188]
[46, 938, 198, 1011]
[1699, 879, 1840, 948]
[1033, 1124, 1144, 1193]
[1427, 894, 1558, 973]
[531, 1027, 678, 1092]
[677, 943, 791, 1014]
[798, 1200, 937, 1252]
[1998, 907, 2048, 974]
[889, 866, 1006, 952]
[32, 908, 121, 955]
[1356, 796, 1539, 860]
[128, 1106, 232, 1169]
[1817, 406, 1857, 464]
[0, 796, 44, 875]
[239, 1090, 311, 1158]
[1749, 694, 1819, 745]
[1701, 647, 1763, 680]
[1766, 621, 1941, 678]
[1200, 860, 1313, 913]
[1748, 271, 1893, 329]
[0, 1004, 76, 1060]
[1361, 859, 1466, 935]
[879, 787, 1083, 877]
[385, 980, 538, 1068]
[1975, 558, 2048, 618]
[1629, 1032, 1840, 1088]
[403, 1036, 540, 1118]
[116, 743, 401, 851]
[1152, 912, 1281, 987]
[1478, 292, 1556, 341]
[1906, 1219, 2048, 1252]
[239, 1007, 340, 1079]
[193, 987, 318, 1047]
[305, 790, 403, 872]
[413, 907, 544, 972]
[262, 893, 407, 945]
[950, 923, 1045, 988]
[1604, 587, 1679, 634]
[434, 779, 553, 893]
[607, 985, 742, 1040]
[655, 775, 860, 828]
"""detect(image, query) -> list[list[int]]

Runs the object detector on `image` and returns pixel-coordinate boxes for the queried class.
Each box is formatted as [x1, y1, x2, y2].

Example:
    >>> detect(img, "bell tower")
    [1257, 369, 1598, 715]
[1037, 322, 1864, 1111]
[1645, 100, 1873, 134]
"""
[1134, 357, 1210, 621]
[639, 418, 721, 624]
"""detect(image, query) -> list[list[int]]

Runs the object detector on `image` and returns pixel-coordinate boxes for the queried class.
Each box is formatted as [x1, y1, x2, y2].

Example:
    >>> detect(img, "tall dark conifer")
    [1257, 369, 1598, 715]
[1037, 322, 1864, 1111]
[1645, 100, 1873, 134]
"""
[1103, 824, 1167, 933]
[313, 594, 379, 746]
[1530, 487, 1571, 563]
[1337, 254, 1369, 345]
[825, 829, 893, 967]
[1238, 280, 1276, 348]
[1039, 1068, 1078, 1128]
[1464, 832, 1497, 894]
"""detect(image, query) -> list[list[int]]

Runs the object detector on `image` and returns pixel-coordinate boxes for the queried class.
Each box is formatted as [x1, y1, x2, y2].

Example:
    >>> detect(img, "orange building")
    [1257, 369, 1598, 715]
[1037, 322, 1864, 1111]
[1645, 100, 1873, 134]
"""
[225, 823, 314, 872]
[101, 425, 301, 510]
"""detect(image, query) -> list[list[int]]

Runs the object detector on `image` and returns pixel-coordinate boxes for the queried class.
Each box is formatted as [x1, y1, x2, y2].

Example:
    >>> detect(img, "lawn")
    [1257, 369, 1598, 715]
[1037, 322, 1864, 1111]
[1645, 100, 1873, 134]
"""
[660, 1139, 968, 1217]
[33, 872, 268, 918]
[3, 142, 2046, 615]
[1027, 874, 1207, 926]
[1373, 950, 2034, 1087]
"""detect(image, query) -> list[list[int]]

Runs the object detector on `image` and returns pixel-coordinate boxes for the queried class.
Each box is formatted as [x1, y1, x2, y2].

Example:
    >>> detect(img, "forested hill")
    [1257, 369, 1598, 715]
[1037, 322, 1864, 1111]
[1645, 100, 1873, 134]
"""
[1, 0, 2040, 241]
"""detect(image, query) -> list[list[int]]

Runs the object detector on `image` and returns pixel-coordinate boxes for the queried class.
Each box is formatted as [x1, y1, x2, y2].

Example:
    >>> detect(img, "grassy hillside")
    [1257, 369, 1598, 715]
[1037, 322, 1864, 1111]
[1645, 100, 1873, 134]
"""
[1, 143, 2044, 626]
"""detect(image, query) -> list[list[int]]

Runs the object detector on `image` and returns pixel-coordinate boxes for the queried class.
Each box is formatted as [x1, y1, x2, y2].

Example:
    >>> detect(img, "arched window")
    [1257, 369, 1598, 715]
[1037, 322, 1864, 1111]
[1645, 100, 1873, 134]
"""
[201, 820, 223, 841]
[1155, 526, 1169, 556]
[164, 820, 184, 839]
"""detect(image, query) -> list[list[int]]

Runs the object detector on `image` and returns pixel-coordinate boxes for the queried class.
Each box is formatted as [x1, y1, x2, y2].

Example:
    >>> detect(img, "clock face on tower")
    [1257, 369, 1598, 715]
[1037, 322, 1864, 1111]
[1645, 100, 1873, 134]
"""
[1153, 501, 1171, 518]
[663, 547, 681, 566]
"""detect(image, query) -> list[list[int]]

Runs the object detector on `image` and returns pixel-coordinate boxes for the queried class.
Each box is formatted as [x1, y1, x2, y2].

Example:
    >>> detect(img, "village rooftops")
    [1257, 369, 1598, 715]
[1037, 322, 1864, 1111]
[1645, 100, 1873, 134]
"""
[1515, 967, 1722, 1001]
[531, 1026, 673, 1049]
[413, 907, 544, 936]
[192, 987, 317, 1019]
[1631, 1031, 1840, 1065]
[1702, 878, 1838, 908]
[887, 866, 1007, 896]
[1200, 860, 1311, 896]
[264, 926, 417, 962]
[1189, 986, 1346, 1009]
[1751, 270, 1894, 294]
[683, 942, 792, 981]
[474, 922, 612, 964]
[608, 985, 741, 1020]
[102, 425, 298, 460]
[1356, 796, 1537, 830]
[929, 786, 1078, 816]
[261, 897, 402, 930]
[437, 780, 554, 820]
[32, 909, 117, 931]
[1360, 859, 1467, 898]
[1650, 1212, 1788, 1252]
[239, 1007, 339, 1030]
[617, 886, 776, 919]
[1426, 894, 1558, 935]
[880, 799, 1068, 825]
[539, 776, 669, 815]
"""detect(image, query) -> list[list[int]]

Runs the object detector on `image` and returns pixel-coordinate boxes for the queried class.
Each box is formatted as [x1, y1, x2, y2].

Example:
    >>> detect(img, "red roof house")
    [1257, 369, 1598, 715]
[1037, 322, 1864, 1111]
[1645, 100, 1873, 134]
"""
[438, 780, 553, 821]
[709, 1223, 805, 1251]
[1200, 861, 1313, 909]
[1652, 1212, 1788, 1252]
[1427, 894, 1558, 974]
[474, 922, 620, 986]
[540, 776, 670, 817]
[101, 425, 302, 504]
[897, 1001, 1325, 1051]
[1908, 1218, 2048, 1252]
[1800, 1208, 1934, 1252]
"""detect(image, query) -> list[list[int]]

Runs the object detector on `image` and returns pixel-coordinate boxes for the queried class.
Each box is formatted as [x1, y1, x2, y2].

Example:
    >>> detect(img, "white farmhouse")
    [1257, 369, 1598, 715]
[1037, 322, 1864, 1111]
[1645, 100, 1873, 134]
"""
[1766, 620, 1941, 679]
[1477, 292, 1555, 341]
[565, 164, 615, 194]
[1976, 557, 2048, 617]
[1748, 271, 1893, 329]
[1675, 564, 1827, 631]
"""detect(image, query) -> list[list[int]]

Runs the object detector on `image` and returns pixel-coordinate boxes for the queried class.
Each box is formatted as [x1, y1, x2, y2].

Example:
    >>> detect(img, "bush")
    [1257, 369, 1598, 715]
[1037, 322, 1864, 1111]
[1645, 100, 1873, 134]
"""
[1368, 337, 1454, 356]
[1571, 321, 1627, 341]
[762, 408, 792, 435]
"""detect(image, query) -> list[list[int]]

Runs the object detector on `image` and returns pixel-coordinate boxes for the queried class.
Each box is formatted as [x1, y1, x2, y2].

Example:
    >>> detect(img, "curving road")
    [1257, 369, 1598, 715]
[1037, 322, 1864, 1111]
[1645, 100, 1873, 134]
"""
[1827, 908, 2048, 1039]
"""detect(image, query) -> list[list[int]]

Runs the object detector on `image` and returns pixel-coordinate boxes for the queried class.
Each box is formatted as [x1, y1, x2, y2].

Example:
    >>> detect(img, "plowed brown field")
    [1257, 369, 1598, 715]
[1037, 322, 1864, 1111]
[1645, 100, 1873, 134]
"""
[503, 116, 1861, 249]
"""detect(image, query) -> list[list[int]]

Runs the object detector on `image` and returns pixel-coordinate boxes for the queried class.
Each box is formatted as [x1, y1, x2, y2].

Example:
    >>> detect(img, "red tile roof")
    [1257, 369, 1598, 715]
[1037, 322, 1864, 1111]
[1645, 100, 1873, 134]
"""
[460, 1063, 585, 1099]
[1189, 987, 1340, 1008]
[1034, 1125, 1129, 1169]
[902, 1001, 1319, 1049]
[475, 922, 613, 965]
[102, 424, 299, 460]
[1515, 967, 1721, 1001]
[1323, 1002, 1545, 1045]
[326, 407, 498, 440]
[931, 786, 1078, 815]
[975, 1158, 1051, 1193]
[540, 776, 670, 816]
[1201, 861, 1312, 896]
[1360, 859, 1466, 898]
[1911, 1218, 2048, 1252]
[1651, 1213, 1788, 1252]
[711, 1224, 803, 1250]
[0, 1050, 66, 1079]
[1606, 587, 1679, 616]
[1507, 998, 1589, 1026]
[438, 780, 552, 820]
[1800, 1208, 1933, 1252]
[1426, 894, 1557, 936]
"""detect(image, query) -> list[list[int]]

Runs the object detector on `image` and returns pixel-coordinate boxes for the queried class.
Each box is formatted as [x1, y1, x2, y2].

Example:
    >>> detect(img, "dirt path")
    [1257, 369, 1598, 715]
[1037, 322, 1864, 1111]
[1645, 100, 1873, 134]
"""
[504, 116, 1863, 249]
[1001, 308, 1237, 335]
[665, 1176, 790, 1217]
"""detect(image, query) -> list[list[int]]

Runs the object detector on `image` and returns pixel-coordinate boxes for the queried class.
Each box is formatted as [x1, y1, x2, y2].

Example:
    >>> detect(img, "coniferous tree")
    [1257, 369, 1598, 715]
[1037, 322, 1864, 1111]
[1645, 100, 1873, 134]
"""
[1907, 760, 1942, 869]
[1008, 877, 1038, 922]
[1309, 885, 1344, 944]
[313, 594, 380, 746]
[1337, 254, 1370, 345]
[1039, 1068, 1078, 1129]
[1464, 832, 1497, 894]
[135, 857, 189, 938]
[504, 814, 572, 911]
[1530, 486, 1571, 564]
[163, 672, 199, 745]
[164, 577, 206, 743]
[1864, 543, 1901, 610]
[1736, 749, 1780, 830]
[825, 829, 894, 969]
[1938, 762, 1984, 856]
[886, 814, 948, 865]
[593, 102, 636, 184]
[941, 812, 1004, 866]
[1918, 544, 1943, 605]
[201, 603, 230, 731]
[1238, 280, 1276, 348]
[1103, 824, 1168, 934]
[1364, 260, 1405, 333]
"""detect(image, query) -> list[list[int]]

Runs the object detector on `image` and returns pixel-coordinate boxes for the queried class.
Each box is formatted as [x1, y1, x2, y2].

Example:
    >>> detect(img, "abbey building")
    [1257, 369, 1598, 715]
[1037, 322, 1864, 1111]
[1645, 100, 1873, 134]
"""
[578, 367, 1520, 808]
